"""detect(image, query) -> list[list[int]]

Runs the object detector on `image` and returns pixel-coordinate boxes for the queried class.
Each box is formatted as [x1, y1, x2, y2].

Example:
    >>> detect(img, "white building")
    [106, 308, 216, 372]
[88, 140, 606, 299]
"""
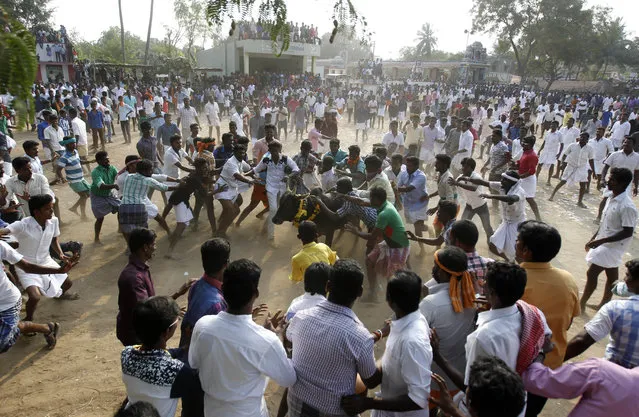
[196, 39, 321, 76]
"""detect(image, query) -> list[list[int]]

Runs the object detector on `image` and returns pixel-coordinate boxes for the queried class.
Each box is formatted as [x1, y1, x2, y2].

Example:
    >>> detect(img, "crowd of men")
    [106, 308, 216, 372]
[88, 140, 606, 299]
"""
[0, 72, 638, 417]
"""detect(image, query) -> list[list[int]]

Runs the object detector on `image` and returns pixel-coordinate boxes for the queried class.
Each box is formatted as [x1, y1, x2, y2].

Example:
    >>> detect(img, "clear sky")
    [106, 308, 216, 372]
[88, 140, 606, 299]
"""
[51, 0, 638, 59]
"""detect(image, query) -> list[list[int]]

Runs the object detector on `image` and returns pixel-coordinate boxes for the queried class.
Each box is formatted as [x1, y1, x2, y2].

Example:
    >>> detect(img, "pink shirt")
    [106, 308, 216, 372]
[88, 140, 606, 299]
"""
[522, 358, 639, 417]
[308, 128, 322, 152]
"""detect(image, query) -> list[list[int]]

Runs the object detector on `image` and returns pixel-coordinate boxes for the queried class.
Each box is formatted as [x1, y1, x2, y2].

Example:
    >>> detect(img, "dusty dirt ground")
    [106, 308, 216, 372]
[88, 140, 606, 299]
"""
[0, 112, 633, 417]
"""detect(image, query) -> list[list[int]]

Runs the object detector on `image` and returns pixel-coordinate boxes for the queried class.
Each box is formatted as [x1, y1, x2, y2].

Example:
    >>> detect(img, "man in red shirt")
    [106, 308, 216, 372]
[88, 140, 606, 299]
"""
[517, 136, 542, 221]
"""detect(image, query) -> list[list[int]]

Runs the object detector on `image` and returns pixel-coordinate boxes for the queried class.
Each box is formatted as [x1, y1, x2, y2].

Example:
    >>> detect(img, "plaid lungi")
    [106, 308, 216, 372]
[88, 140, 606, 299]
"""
[0, 299, 21, 353]
[118, 204, 148, 233]
[287, 393, 353, 417]
[90, 194, 121, 219]
[367, 241, 411, 280]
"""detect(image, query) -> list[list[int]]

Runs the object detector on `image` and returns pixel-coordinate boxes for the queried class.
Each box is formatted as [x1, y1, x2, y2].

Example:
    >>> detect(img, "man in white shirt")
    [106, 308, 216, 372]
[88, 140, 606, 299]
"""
[587, 127, 614, 192]
[215, 144, 254, 238]
[582, 167, 638, 311]
[177, 97, 200, 141]
[382, 120, 405, 155]
[609, 113, 630, 150]
[5, 156, 56, 218]
[451, 120, 474, 177]
[536, 120, 563, 185]
[253, 140, 300, 240]
[0, 194, 78, 322]
[0, 239, 75, 353]
[549, 132, 595, 208]
[342, 271, 432, 417]
[556, 117, 580, 178]
[69, 108, 89, 173]
[204, 96, 221, 139]
[431, 261, 550, 417]
[453, 158, 494, 239]
[313, 98, 327, 120]
[189, 259, 296, 417]
[422, 117, 444, 169]
[43, 114, 65, 182]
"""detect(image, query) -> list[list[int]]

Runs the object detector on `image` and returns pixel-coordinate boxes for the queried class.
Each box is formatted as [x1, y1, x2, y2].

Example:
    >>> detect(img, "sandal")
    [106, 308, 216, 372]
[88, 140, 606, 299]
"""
[44, 322, 59, 349]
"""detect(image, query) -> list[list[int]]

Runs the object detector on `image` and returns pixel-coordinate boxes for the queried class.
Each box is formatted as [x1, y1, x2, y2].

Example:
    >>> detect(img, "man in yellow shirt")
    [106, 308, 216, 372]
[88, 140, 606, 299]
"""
[515, 220, 580, 417]
[290, 221, 338, 282]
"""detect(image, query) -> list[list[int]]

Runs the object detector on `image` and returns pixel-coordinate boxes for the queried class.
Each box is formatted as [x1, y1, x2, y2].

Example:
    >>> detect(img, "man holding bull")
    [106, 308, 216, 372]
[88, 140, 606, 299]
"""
[253, 140, 300, 241]
[345, 186, 410, 300]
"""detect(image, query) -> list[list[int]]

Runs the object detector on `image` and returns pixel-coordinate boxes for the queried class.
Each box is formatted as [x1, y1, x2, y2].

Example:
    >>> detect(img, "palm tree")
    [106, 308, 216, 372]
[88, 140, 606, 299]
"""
[118, 0, 125, 63]
[415, 23, 438, 58]
[144, 0, 154, 65]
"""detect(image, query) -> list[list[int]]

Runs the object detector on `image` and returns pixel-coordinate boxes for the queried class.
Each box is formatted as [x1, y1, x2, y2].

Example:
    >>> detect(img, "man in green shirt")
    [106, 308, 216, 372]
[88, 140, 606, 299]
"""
[90, 151, 120, 243]
[345, 186, 410, 299]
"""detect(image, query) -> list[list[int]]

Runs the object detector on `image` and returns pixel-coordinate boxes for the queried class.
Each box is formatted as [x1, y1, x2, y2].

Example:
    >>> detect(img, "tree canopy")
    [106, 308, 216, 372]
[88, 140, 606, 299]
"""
[0, 6, 36, 126]
[0, 0, 52, 31]
[414, 23, 437, 58]
[471, 0, 639, 88]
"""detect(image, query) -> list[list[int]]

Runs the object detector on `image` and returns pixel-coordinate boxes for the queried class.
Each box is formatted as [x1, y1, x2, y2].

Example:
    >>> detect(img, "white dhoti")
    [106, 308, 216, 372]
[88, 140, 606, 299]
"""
[405, 207, 428, 224]
[166, 190, 194, 225]
[593, 160, 604, 175]
[15, 259, 67, 298]
[420, 148, 435, 165]
[490, 220, 522, 260]
[561, 164, 589, 186]
[142, 197, 159, 219]
[520, 175, 537, 198]
[586, 243, 625, 269]
[538, 150, 558, 167]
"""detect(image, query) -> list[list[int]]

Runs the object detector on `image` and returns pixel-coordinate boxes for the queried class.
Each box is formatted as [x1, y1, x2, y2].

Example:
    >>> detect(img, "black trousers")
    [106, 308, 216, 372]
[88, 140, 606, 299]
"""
[525, 392, 548, 417]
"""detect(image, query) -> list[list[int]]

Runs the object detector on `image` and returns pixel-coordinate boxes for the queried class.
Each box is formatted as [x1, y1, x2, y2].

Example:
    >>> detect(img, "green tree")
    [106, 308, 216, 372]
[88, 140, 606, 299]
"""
[471, 0, 544, 80]
[0, 0, 52, 31]
[74, 27, 146, 63]
[527, 0, 593, 91]
[0, 7, 37, 127]
[414, 23, 437, 58]
[205, 0, 370, 55]
[175, 0, 216, 65]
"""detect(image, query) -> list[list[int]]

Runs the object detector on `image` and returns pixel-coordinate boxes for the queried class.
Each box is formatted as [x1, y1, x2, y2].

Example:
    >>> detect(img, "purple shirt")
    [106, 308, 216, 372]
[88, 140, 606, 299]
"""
[116, 256, 155, 346]
[522, 358, 639, 417]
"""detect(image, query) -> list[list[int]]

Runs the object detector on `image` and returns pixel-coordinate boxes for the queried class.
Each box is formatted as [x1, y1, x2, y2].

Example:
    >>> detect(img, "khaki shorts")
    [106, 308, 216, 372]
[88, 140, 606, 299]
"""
[77, 144, 89, 158]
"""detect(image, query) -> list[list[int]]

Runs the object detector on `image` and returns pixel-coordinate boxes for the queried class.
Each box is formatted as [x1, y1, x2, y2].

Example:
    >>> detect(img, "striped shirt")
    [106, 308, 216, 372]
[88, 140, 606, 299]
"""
[121, 173, 169, 205]
[286, 300, 376, 415]
[57, 150, 84, 183]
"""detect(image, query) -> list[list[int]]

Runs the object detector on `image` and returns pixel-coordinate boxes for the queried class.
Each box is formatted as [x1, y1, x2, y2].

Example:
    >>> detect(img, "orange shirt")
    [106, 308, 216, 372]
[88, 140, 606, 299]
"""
[521, 262, 580, 369]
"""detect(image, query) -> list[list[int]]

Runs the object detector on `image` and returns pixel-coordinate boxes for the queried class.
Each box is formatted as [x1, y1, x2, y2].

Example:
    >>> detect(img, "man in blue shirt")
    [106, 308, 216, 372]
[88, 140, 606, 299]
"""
[37, 111, 51, 141]
[397, 155, 429, 242]
[602, 105, 613, 129]
[213, 133, 234, 168]
[179, 238, 229, 417]
[86, 101, 105, 151]
[156, 113, 180, 151]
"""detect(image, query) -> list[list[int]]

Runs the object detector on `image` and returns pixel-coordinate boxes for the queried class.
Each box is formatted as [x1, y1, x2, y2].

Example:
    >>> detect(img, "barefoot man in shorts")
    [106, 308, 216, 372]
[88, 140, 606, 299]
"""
[0, 194, 80, 321]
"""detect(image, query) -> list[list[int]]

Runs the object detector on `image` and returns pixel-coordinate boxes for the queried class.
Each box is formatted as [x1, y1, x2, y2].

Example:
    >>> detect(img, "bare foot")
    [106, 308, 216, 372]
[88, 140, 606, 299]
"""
[577, 202, 587, 208]
[44, 322, 59, 350]
[68, 207, 79, 216]
[548, 196, 554, 202]
[58, 291, 80, 301]
[93, 240, 103, 245]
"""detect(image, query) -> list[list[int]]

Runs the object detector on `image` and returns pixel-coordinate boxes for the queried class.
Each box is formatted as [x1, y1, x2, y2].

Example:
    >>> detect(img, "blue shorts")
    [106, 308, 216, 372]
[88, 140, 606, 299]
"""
[0, 299, 21, 353]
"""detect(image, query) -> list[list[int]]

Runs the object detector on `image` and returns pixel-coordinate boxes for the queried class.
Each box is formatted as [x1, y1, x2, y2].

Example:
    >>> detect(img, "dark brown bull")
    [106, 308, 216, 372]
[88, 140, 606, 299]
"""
[272, 189, 344, 246]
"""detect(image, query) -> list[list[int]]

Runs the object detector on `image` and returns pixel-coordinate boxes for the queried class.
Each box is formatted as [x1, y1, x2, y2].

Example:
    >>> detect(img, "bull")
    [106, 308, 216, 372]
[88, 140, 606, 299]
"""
[272, 188, 345, 246]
